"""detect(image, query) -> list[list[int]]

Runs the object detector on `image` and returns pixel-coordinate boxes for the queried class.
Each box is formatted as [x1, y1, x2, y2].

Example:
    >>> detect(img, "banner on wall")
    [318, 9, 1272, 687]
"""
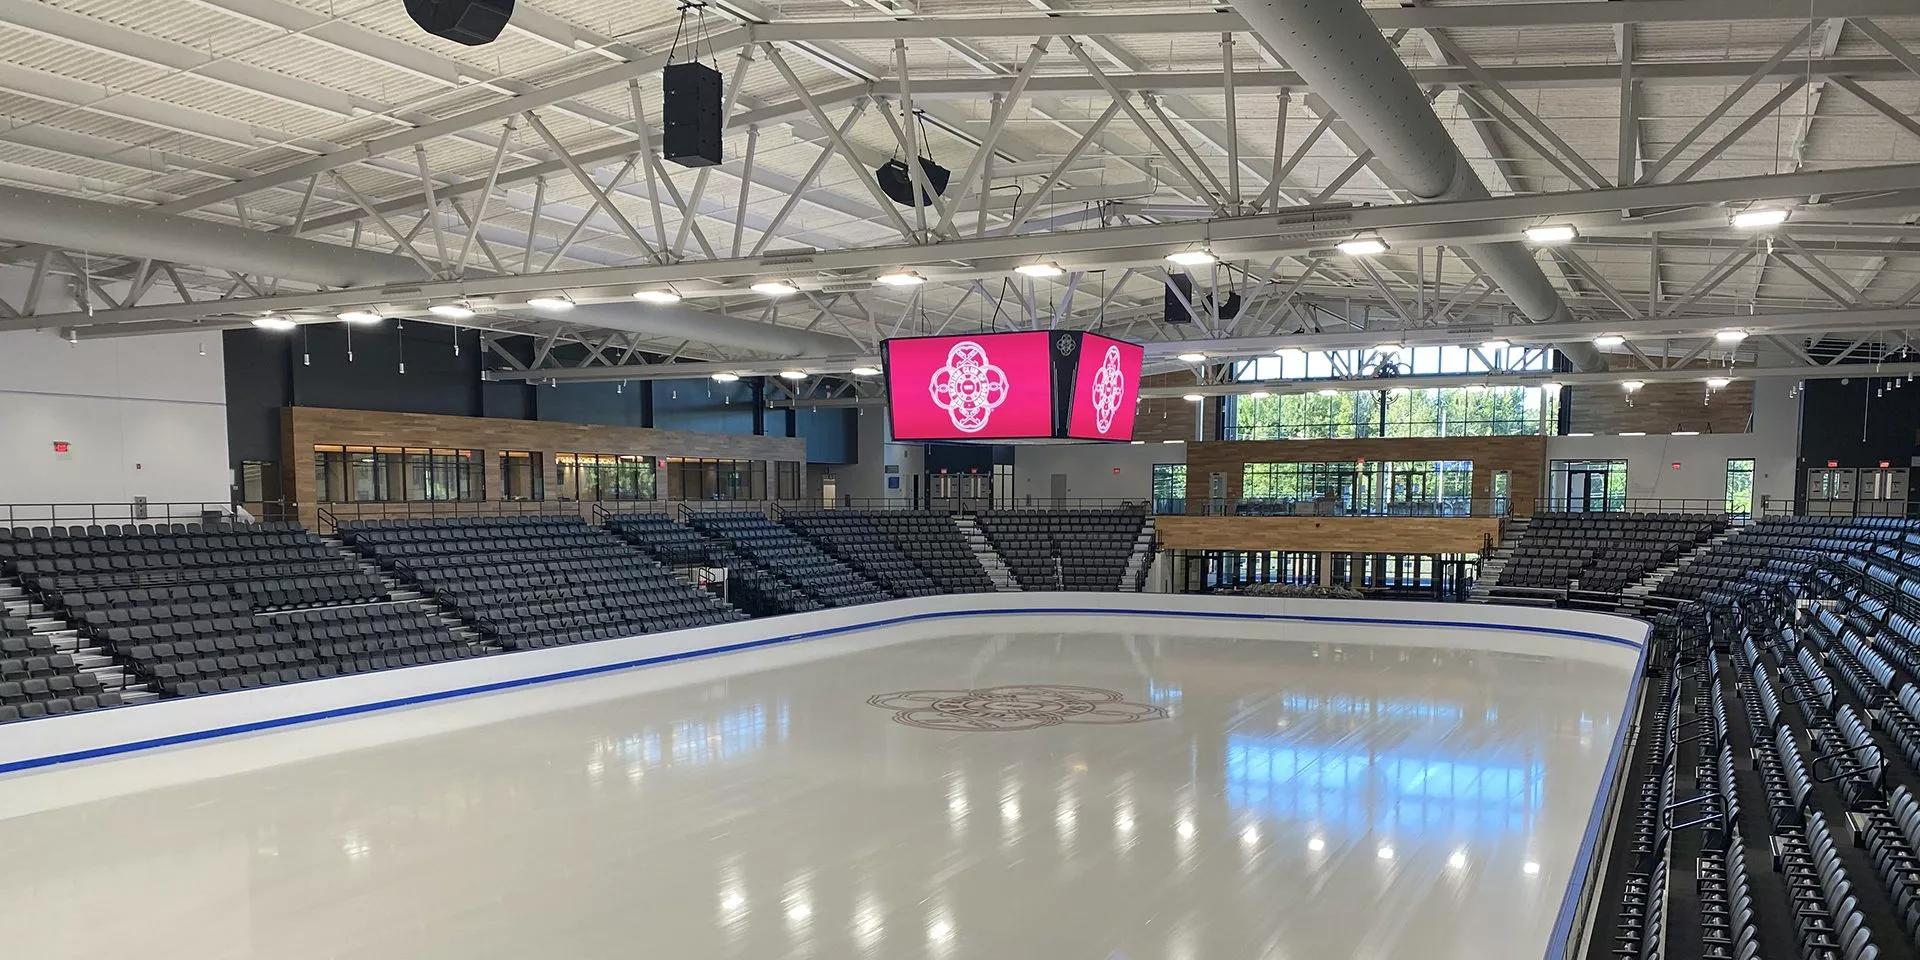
[881, 331, 1143, 442]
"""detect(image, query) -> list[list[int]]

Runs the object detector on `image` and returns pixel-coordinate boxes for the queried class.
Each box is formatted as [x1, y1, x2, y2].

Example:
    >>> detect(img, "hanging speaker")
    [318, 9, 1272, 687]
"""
[876, 157, 951, 207]
[663, 61, 723, 168]
[1163, 273, 1194, 324]
[404, 0, 514, 46]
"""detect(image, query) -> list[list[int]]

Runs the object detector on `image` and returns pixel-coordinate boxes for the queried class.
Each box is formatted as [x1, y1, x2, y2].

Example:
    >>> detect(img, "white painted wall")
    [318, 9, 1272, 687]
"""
[1011, 441, 1183, 504]
[1545, 386, 1798, 509]
[0, 328, 230, 508]
[835, 406, 924, 504]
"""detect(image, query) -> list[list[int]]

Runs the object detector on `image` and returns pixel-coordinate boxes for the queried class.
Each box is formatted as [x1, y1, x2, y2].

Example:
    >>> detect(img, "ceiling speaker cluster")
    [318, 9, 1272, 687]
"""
[404, 0, 514, 46]
[876, 157, 951, 207]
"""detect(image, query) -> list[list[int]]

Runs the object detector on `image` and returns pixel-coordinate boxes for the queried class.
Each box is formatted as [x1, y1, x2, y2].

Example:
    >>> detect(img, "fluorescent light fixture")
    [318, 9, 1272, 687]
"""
[1673, 430, 1701, 436]
[711, 372, 741, 383]
[752, 280, 799, 297]
[1481, 339, 1511, 351]
[1375, 342, 1403, 354]
[1336, 235, 1388, 256]
[1165, 249, 1216, 267]
[1247, 390, 1272, 399]
[849, 366, 881, 377]
[526, 295, 574, 312]
[1731, 207, 1789, 229]
[779, 370, 807, 380]
[1593, 334, 1626, 348]
[1523, 223, 1578, 244]
[874, 269, 924, 287]
[1182, 393, 1205, 402]
[336, 309, 383, 324]
[251, 315, 295, 331]
[1177, 352, 1207, 363]
[1014, 261, 1065, 278]
[633, 289, 681, 305]
[1714, 329, 1748, 344]
[1620, 431, 1647, 437]
[1707, 377, 1731, 389]
[1621, 380, 1645, 391]
[428, 302, 475, 320]
[1316, 388, 1338, 397]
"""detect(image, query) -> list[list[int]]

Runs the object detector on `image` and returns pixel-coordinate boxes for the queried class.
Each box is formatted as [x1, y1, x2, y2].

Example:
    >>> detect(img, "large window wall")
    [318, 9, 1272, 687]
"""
[1240, 460, 1476, 515]
[313, 446, 483, 503]
[554, 453, 656, 502]
[664, 457, 767, 501]
[1225, 346, 1559, 440]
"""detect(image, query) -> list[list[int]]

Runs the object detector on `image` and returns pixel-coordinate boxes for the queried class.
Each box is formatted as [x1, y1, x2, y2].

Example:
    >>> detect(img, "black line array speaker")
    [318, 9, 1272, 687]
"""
[663, 61, 723, 168]
[1163, 273, 1194, 324]
[404, 0, 514, 46]
[876, 157, 951, 207]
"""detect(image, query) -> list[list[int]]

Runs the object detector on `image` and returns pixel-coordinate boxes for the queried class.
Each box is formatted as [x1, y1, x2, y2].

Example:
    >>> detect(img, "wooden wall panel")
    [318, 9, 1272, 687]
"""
[281, 407, 806, 528]
[1182, 435, 1547, 515]
[1157, 516, 1502, 553]
[1569, 358, 1752, 435]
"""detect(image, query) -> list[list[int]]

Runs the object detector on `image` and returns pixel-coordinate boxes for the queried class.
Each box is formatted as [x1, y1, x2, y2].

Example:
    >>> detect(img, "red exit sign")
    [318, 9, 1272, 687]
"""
[51, 441, 69, 454]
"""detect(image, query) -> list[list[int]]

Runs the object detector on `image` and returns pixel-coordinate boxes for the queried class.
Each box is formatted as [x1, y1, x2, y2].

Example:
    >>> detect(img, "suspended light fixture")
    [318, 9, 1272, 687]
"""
[251, 315, 295, 331]
[1523, 224, 1578, 244]
[1182, 393, 1205, 402]
[752, 280, 800, 297]
[711, 372, 741, 383]
[526, 295, 575, 311]
[1336, 235, 1388, 256]
[1014, 261, 1065, 278]
[428, 301, 475, 319]
[633, 289, 682, 305]
[1621, 380, 1645, 392]
[779, 370, 807, 380]
[1731, 207, 1790, 229]
[874, 269, 925, 287]
[1714, 329, 1748, 344]
[337, 309, 383, 324]
[849, 366, 881, 377]
[1707, 377, 1731, 390]
[1177, 352, 1207, 363]
[1165, 248, 1216, 267]
[1593, 334, 1626, 348]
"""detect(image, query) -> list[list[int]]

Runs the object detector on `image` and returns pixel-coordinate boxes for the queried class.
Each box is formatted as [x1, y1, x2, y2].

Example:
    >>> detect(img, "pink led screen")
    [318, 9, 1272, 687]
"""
[1064, 333, 1144, 440]
[883, 332, 1056, 441]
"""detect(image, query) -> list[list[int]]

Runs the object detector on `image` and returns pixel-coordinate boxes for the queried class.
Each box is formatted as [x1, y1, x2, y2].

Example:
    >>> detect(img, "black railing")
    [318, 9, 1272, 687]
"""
[1223, 496, 1509, 518]
[0, 501, 266, 527]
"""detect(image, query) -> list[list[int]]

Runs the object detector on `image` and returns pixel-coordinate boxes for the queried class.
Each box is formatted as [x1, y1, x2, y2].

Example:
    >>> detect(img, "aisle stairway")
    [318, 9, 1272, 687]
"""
[1615, 526, 1741, 618]
[324, 536, 489, 651]
[0, 580, 155, 707]
[953, 516, 1019, 592]
[1119, 517, 1156, 591]
[1467, 516, 1529, 602]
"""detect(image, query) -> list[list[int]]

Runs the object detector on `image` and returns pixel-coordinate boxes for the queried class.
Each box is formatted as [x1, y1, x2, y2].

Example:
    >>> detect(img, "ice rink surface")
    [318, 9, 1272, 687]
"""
[0, 611, 1639, 960]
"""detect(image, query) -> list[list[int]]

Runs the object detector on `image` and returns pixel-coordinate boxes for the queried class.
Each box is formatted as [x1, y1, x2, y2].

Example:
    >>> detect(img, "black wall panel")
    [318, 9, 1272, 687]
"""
[1796, 374, 1916, 498]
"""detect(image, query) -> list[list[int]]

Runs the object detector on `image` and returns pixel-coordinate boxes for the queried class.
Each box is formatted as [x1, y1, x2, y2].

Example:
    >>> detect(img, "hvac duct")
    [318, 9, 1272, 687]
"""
[0, 185, 427, 288]
[1226, 0, 1605, 371]
[561, 301, 865, 357]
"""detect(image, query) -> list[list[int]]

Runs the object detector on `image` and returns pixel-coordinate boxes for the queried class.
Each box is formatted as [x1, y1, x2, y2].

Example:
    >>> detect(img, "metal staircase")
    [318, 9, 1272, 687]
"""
[1, 580, 157, 705]
[1119, 517, 1156, 591]
[952, 515, 1020, 592]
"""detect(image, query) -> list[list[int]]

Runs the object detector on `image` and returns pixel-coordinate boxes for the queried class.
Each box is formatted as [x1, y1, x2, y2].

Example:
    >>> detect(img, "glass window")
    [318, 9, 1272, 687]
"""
[776, 462, 801, 500]
[1239, 460, 1475, 515]
[1726, 459, 1755, 516]
[554, 453, 659, 502]
[1548, 459, 1628, 512]
[500, 451, 544, 501]
[313, 445, 480, 503]
[1152, 463, 1187, 514]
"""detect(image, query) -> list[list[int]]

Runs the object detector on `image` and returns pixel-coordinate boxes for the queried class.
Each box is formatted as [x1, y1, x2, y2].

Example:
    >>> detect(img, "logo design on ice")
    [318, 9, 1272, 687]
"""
[928, 340, 1009, 434]
[1089, 345, 1126, 433]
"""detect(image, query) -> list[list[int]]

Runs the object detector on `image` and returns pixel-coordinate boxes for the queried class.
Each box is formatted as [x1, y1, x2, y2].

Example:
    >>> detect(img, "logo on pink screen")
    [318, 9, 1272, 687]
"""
[929, 340, 1009, 433]
[1066, 334, 1143, 440]
[885, 332, 1055, 440]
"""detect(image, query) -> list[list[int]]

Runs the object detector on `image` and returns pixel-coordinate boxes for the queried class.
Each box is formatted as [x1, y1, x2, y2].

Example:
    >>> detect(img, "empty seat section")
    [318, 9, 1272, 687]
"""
[604, 512, 818, 617]
[0, 612, 120, 722]
[1496, 511, 1725, 595]
[686, 512, 889, 609]
[783, 510, 993, 597]
[343, 516, 744, 651]
[974, 507, 1146, 591]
